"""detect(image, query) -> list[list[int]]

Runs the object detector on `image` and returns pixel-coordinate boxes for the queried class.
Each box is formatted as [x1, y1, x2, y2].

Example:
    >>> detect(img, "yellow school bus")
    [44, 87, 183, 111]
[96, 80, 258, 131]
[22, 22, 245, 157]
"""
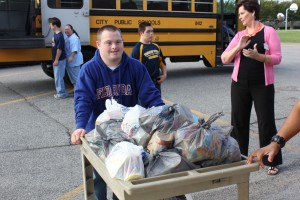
[0, 0, 238, 78]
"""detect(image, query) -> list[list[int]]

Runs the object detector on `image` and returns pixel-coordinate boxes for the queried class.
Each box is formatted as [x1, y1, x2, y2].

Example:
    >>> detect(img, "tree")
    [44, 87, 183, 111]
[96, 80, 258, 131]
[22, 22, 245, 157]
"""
[260, 0, 300, 29]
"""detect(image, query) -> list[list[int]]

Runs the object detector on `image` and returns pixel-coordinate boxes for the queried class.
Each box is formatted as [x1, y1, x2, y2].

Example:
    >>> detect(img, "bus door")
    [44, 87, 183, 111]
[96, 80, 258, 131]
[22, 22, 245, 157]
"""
[40, 0, 90, 47]
[216, 0, 236, 66]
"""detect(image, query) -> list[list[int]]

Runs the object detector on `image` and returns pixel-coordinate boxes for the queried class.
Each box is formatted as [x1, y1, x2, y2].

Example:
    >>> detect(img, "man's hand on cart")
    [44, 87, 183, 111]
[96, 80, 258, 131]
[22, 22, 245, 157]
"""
[71, 128, 86, 144]
[246, 142, 280, 168]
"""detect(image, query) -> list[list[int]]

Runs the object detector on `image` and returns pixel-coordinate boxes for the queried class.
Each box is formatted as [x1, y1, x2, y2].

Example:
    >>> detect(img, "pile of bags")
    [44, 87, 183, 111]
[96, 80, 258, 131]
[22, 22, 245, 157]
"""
[86, 98, 241, 181]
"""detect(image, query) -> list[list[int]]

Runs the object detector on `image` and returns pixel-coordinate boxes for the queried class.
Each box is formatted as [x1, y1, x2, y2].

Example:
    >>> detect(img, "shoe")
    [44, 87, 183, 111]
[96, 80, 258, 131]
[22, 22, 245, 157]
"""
[54, 94, 68, 99]
[267, 166, 279, 175]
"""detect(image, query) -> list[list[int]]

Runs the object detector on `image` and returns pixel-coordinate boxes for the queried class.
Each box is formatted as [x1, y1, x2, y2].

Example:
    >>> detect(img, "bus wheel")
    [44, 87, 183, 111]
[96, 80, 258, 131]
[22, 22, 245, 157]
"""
[41, 62, 54, 78]
[82, 48, 95, 63]
[203, 57, 213, 68]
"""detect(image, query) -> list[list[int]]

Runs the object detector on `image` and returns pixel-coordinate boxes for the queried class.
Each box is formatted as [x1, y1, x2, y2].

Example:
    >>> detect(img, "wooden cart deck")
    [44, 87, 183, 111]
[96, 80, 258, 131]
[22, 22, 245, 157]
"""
[80, 137, 259, 200]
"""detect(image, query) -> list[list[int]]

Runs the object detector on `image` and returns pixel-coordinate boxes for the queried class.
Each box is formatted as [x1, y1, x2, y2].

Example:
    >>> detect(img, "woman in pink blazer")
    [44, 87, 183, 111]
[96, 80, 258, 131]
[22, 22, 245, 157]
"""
[221, 0, 282, 175]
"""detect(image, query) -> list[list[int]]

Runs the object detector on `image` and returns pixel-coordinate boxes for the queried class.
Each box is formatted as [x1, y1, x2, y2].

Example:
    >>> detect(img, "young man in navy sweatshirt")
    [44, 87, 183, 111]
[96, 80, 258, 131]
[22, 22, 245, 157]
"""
[71, 25, 164, 200]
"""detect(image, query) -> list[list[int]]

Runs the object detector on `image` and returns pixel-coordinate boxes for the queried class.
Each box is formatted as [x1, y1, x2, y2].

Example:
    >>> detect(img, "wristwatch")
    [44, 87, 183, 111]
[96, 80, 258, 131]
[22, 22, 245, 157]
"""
[271, 135, 286, 148]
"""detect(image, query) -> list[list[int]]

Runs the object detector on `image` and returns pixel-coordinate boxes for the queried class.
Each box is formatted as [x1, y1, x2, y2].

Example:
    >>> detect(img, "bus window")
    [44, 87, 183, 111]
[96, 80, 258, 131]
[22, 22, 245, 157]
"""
[92, 0, 116, 9]
[121, 0, 140, 10]
[172, 0, 191, 12]
[48, 0, 83, 9]
[0, 0, 35, 36]
[147, 0, 168, 11]
[195, 0, 213, 12]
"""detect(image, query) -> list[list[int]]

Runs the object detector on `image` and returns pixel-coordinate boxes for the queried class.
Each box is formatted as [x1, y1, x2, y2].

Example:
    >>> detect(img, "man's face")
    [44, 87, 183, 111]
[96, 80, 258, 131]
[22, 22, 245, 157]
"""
[140, 26, 154, 43]
[96, 30, 124, 65]
[49, 23, 55, 31]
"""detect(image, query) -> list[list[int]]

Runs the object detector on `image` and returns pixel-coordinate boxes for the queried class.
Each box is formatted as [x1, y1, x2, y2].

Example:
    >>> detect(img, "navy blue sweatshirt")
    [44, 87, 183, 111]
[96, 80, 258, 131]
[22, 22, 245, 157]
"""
[74, 50, 164, 132]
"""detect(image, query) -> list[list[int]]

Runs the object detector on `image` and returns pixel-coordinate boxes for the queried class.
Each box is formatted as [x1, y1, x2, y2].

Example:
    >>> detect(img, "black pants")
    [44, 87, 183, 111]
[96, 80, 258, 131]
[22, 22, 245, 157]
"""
[231, 80, 282, 166]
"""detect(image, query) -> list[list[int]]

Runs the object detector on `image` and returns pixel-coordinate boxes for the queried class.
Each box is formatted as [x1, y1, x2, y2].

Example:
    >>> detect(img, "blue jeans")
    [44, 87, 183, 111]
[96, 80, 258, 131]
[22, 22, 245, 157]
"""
[53, 59, 68, 97]
[93, 169, 119, 200]
[66, 65, 80, 85]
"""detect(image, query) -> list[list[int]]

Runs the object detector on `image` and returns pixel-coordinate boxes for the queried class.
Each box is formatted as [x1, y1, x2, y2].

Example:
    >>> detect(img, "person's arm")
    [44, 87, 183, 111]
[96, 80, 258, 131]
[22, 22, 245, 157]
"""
[157, 49, 167, 84]
[157, 65, 167, 84]
[221, 32, 250, 64]
[53, 49, 62, 66]
[277, 100, 300, 141]
[242, 43, 267, 63]
[247, 100, 300, 167]
[53, 34, 65, 66]
[71, 64, 96, 144]
[68, 35, 79, 63]
[68, 51, 76, 63]
[266, 26, 282, 66]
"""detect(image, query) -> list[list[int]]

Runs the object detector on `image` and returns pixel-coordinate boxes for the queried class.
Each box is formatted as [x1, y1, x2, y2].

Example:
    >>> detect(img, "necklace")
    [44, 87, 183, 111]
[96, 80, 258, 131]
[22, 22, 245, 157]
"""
[246, 22, 262, 37]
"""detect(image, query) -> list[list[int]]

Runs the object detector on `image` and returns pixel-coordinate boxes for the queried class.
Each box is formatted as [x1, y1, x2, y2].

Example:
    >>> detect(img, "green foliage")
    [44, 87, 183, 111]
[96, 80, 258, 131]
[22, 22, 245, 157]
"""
[221, 0, 300, 29]
[260, 0, 300, 23]
[277, 30, 300, 43]
[223, 0, 235, 13]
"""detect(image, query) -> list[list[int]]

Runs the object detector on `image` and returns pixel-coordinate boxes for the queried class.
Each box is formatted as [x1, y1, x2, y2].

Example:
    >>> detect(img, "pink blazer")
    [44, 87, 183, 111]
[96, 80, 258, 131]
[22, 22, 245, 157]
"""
[221, 25, 282, 86]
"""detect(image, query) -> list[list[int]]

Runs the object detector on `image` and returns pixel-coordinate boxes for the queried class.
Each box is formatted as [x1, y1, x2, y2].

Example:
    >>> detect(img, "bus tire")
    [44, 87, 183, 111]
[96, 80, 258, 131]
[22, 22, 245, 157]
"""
[82, 47, 96, 63]
[203, 57, 213, 68]
[41, 62, 54, 78]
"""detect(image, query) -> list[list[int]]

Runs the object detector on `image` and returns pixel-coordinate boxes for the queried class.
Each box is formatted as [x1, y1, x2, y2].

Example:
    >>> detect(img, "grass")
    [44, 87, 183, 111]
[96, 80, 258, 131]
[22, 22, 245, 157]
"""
[277, 29, 300, 43]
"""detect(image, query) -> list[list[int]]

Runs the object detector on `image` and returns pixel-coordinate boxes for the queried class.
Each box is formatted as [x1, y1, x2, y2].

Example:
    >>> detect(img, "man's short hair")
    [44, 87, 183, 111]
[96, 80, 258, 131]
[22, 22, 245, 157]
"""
[97, 25, 122, 40]
[48, 17, 61, 28]
[138, 21, 152, 33]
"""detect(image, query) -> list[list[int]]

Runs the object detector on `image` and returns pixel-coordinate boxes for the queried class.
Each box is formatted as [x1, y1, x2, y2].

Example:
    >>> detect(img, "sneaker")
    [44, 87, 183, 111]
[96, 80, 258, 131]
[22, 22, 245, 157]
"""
[54, 94, 68, 99]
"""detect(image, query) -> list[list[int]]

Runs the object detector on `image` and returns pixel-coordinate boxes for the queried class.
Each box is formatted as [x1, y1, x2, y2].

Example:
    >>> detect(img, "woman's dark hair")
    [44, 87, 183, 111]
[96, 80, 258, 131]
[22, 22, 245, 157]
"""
[236, 0, 260, 20]
[66, 24, 80, 38]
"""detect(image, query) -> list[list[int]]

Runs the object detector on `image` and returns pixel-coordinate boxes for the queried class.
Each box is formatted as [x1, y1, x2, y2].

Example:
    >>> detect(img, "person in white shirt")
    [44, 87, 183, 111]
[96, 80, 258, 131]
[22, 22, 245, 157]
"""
[64, 24, 83, 89]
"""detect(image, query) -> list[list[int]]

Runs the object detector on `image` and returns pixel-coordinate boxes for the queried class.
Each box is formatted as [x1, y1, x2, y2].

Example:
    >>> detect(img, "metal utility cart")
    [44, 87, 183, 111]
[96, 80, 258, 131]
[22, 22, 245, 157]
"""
[80, 137, 259, 200]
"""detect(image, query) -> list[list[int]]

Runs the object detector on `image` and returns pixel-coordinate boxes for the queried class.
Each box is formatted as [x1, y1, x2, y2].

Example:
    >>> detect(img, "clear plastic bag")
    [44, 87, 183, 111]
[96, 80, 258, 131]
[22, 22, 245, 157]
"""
[121, 105, 146, 136]
[147, 130, 174, 155]
[139, 105, 165, 134]
[151, 104, 195, 133]
[139, 104, 194, 136]
[174, 112, 241, 165]
[129, 127, 151, 148]
[145, 149, 197, 177]
[105, 141, 145, 181]
[93, 120, 136, 158]
[96, 98, 129, 125]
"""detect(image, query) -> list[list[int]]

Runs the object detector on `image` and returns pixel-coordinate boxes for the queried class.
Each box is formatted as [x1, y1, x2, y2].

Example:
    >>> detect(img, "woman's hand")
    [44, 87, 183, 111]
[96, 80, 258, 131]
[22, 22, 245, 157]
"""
[238, 35, 251, 51]
[242, 43, 259, 60]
